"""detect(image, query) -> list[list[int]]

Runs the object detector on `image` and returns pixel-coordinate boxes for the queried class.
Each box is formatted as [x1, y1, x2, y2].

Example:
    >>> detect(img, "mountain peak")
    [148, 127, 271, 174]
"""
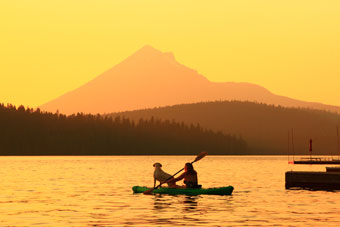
[133, 45, 175, 61]
[140, 44, 157, 50]
[135, 45, 162, 55]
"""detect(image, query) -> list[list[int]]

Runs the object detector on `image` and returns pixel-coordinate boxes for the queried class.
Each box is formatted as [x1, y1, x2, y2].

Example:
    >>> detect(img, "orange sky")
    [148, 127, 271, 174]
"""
[1, 0, 340, 108]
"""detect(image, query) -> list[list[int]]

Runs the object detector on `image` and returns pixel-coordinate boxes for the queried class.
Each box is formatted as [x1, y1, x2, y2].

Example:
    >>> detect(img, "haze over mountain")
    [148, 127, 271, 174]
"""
[40, 45, 340, 115]
[111, 101, 340, 155]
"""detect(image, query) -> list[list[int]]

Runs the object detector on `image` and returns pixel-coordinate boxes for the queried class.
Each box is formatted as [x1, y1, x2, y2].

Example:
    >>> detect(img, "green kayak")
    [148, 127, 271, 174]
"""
[132, 186, 234, 196]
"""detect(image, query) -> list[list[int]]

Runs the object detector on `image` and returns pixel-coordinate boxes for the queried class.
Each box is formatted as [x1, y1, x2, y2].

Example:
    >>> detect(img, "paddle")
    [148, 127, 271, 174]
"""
[143, 151, 208, 195]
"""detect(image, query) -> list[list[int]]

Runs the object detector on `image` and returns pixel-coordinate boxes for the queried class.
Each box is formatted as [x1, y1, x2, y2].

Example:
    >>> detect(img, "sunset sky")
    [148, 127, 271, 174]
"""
[1, 0, 340, 108]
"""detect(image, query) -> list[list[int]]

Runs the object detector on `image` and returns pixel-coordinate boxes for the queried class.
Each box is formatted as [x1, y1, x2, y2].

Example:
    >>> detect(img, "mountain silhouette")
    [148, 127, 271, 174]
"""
[40, 45, 340, 114]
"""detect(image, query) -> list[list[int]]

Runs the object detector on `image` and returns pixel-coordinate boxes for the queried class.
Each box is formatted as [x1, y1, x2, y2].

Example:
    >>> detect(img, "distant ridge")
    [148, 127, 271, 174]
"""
[40, 45, 340, 115]
[111, 101, 340, 155]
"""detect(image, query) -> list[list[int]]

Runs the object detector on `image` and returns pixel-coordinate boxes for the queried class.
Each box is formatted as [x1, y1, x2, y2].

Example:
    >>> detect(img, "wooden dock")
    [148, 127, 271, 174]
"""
[293, 160, 340, 165]
[326, 167, 340, 172]
[285, 171, 340, 190]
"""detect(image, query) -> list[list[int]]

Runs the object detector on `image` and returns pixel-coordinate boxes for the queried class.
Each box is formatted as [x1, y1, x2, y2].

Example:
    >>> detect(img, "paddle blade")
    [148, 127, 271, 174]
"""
[143, 188, 154, 195]
[193, 151, 208, 163]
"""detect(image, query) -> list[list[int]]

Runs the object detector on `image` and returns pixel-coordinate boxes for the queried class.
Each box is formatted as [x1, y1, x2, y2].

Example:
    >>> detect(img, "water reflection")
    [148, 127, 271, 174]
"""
[153, 195, 199, 212]
[153, 194, 171, 211]
[183, 196, 198, 211]
[151, 195, 203, 226]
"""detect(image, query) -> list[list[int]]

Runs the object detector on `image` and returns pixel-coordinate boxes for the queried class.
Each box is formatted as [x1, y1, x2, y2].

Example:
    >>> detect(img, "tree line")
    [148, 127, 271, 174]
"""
[111, 100, 340, 155]
[0, 103, 247, 155]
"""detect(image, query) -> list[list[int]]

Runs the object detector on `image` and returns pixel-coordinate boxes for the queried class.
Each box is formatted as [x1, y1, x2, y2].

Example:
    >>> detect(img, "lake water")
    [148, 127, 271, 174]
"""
[0, 155, 339, 226]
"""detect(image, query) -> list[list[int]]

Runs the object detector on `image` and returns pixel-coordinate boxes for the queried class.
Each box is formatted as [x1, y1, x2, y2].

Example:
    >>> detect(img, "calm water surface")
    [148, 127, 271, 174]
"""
[0, 156, 339, 226]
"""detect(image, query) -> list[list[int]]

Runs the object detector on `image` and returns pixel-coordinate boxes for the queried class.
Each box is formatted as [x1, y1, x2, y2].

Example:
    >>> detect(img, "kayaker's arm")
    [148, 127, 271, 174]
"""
[167, 172, 186, 183]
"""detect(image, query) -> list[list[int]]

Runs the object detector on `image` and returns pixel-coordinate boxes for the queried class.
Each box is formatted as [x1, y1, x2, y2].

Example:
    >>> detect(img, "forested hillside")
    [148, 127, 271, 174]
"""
[0, 103, 247, 155]
[111, 101, 340, 155]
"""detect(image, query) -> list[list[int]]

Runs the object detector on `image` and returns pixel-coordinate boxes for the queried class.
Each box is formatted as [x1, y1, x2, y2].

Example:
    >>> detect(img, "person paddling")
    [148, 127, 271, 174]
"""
[143, 152, 207, 194]
[167, 163, 201, 188]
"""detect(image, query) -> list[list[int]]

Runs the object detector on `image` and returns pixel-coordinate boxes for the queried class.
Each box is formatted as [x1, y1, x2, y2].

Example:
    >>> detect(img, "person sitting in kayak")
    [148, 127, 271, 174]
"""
[167, 163, 201, 189]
